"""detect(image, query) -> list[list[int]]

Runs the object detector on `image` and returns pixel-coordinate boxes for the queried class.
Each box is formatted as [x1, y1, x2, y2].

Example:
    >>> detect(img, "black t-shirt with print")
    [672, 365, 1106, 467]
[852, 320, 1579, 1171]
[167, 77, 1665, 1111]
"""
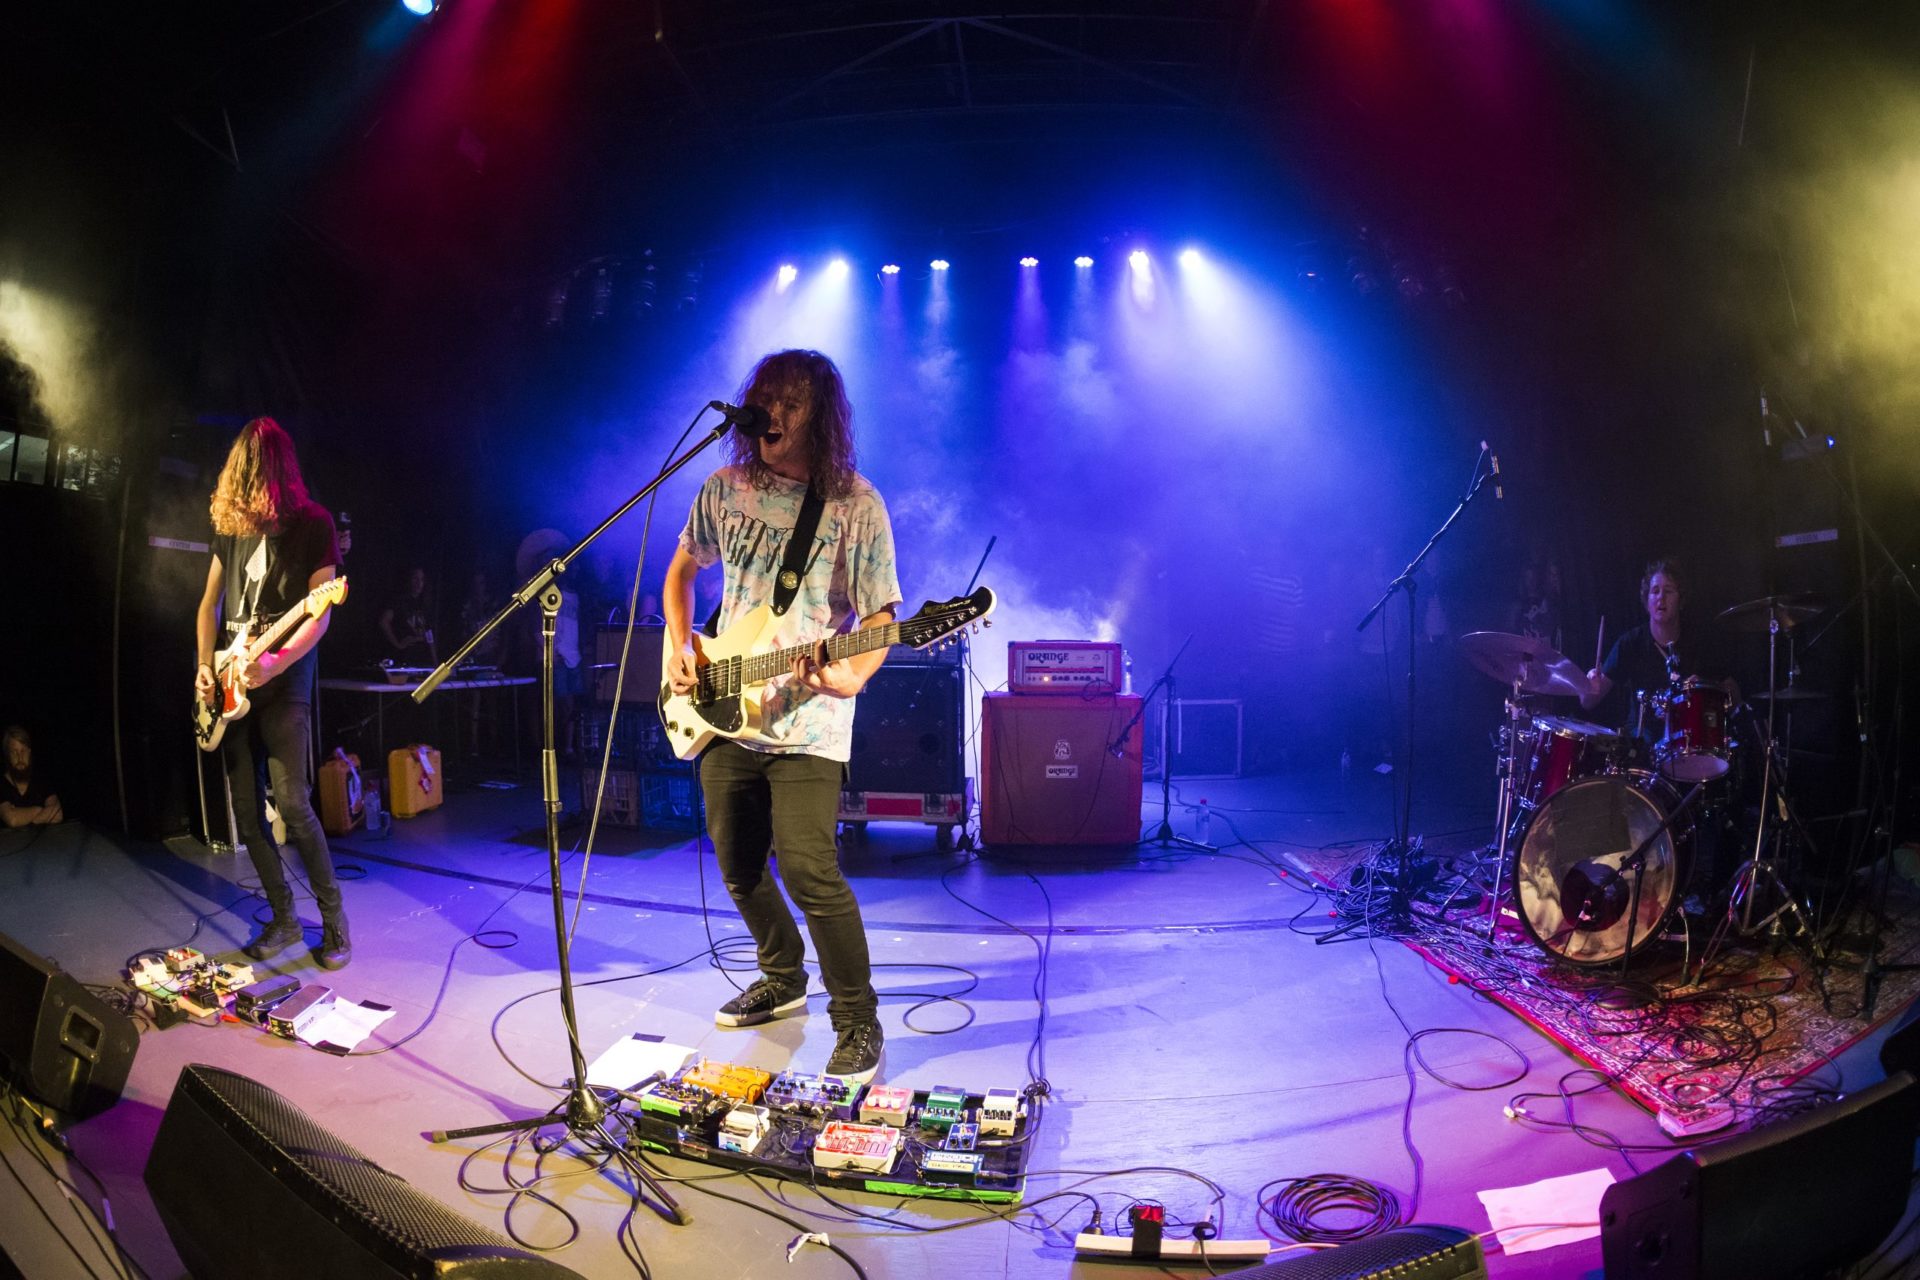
[214, 502, 342, 701]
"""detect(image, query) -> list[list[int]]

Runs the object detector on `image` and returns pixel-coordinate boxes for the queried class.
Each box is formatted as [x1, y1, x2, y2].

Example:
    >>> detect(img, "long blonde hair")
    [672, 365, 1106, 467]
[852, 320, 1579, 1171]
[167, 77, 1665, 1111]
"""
[723, 350, 858, 500]
[210, 417, 312, 537]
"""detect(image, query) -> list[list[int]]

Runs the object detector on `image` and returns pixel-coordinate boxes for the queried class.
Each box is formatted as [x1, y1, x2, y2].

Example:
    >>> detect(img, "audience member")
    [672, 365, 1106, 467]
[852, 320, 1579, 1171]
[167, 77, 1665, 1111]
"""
[0, 726, 62, 827]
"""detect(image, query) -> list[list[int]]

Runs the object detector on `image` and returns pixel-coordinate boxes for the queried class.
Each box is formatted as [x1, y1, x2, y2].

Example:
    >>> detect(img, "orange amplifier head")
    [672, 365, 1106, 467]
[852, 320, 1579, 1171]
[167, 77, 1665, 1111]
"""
[1007, 641, 1125, 694]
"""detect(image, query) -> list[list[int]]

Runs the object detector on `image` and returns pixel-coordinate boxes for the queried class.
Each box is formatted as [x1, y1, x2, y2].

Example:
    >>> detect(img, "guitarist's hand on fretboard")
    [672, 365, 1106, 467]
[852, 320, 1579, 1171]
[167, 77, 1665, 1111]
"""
[791, 642, 864, 698]
[243, 652, 284, 688]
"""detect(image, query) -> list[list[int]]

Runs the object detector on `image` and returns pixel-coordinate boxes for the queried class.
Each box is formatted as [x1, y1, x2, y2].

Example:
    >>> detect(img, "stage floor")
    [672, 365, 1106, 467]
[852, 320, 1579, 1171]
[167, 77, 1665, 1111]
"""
[0, 761, 1912, 1280]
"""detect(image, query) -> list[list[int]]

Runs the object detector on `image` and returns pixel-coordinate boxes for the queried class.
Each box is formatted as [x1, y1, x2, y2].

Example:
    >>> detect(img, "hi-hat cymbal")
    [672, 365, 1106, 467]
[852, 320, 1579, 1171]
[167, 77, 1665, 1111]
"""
[1458, 631, 1589, 698]
[1749, 686, 1828, 703]
[1718, 593, 1824, 632]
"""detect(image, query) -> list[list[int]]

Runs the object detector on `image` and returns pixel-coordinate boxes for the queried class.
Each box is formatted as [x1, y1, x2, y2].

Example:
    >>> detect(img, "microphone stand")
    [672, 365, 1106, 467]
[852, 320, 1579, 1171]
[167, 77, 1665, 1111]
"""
[1321, 451, 1495, 940]
[1116, 633, 1209, 852]
[412, 407, 742, 1227]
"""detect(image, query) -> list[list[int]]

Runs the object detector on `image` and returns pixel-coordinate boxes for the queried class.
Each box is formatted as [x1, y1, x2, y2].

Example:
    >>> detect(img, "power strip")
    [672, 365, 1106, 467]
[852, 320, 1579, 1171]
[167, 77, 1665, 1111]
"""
[1072, 1232, 1272, 1263]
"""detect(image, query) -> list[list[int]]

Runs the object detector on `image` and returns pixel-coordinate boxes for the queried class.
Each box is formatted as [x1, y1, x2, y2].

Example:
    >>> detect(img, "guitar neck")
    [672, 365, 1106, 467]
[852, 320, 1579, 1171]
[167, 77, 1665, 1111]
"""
[238, 598, 318, 666]
[738, 622, 902, 688]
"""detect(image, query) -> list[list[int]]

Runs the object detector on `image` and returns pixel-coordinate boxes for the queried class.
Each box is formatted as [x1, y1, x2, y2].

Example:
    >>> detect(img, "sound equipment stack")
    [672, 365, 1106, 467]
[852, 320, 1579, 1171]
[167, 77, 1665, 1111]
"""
[583, 622, 696, 829]
[0, 930, 138, 1119]
[980, 692, 1143, 845]
[841, 643, 971, 838]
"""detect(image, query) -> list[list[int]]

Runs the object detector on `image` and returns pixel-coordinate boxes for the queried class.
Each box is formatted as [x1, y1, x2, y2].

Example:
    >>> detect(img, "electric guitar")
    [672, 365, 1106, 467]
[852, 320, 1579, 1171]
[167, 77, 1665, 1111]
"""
[658, 587, 995, 761]
[192, 577, 350, 752]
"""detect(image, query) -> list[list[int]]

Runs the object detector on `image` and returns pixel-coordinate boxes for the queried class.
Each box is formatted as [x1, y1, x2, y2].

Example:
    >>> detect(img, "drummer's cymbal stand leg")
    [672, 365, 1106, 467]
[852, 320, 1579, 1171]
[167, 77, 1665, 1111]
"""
[1485, 680, 1525, 941]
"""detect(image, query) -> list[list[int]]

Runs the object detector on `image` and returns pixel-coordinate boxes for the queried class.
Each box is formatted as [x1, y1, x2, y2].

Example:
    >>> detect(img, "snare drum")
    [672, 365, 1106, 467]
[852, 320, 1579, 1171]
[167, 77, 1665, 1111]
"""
[1656, 686, 1731, 782]
[1517, 715, 1622, 808]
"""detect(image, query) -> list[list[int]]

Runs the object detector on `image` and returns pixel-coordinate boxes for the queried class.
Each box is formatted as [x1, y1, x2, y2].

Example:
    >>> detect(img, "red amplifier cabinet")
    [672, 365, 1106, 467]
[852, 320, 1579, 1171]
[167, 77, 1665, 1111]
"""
[1007, 641, 1125, 694]
[981, 693, 1143, 846]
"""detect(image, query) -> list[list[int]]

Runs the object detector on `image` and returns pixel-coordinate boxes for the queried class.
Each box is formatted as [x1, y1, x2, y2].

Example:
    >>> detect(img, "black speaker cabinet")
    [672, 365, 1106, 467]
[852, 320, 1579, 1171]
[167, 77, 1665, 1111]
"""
[144, 1064, 586, 1279]
[848, 663, 965, 794]
[981, 693, 1143, 845]
[1600, 1072, 1920, 1280]
[0, 931, 137, 1119]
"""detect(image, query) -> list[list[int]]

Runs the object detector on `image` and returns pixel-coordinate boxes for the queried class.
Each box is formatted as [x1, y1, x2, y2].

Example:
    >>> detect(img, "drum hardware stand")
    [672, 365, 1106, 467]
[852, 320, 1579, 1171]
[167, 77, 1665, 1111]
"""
[1608, 781, 1707, 976]
[409, 403, 753, 1229]
[1482, 681, 1531, 940]
[1114, 633, 1210, 853]
[1326, 446, 1497, 941]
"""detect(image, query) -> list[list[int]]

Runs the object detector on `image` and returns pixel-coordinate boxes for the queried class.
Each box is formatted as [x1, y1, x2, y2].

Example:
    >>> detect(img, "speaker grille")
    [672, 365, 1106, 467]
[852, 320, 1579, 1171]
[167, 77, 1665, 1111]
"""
[150, 1063, 580, 1278]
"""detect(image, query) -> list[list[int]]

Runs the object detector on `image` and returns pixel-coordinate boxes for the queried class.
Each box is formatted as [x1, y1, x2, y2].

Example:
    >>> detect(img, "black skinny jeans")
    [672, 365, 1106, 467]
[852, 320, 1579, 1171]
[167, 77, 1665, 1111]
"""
[224, 684, 345, 925]
[700, 740, 876, 1029]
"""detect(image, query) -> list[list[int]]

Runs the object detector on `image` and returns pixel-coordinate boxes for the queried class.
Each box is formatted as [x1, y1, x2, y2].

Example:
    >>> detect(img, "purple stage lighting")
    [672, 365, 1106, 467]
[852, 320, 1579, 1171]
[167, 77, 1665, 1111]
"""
[777, 264, 798, 289]
[931, 259, 950, 272]
[1074, 256, 1094, 268]
[1019, 256, 1039, 268]
[1129, 250, 1150, 272]
[828, 258, 850, 279]
[880, 264, 901, 275]
[1178, 247, 1202, 268]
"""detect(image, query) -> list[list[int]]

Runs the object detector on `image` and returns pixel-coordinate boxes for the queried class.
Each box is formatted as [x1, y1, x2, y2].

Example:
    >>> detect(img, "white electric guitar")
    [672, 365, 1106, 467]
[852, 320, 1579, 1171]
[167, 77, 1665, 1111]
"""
[658, 587, 995, 761]
[192, 576, 349, 752]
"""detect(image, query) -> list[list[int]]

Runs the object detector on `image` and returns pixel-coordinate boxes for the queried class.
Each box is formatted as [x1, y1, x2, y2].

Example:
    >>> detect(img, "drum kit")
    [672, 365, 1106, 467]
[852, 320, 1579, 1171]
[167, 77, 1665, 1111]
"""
[1461, 592, 1826, 970]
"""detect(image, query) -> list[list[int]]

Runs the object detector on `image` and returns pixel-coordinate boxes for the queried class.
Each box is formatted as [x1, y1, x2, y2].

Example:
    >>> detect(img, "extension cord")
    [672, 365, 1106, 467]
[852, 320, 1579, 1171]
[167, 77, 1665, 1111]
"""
[1072, 1232, 1271, 1263]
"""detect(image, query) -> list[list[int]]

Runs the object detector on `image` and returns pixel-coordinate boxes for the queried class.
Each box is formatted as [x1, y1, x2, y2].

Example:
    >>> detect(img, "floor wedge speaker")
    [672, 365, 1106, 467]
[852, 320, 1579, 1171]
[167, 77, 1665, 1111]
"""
[1600, 1071, 1920, 1280]
[0, 930, 137, 1119]
[144, 1064, 586, 1280]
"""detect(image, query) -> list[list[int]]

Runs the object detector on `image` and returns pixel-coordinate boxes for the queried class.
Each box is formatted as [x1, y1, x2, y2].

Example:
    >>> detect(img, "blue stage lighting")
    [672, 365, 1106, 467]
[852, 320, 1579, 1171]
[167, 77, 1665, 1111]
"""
[931, 259, 951, 271]
[828, 258, 850, 279]
[1018, 256, 1039, 268]
[1178, 247, 1202, 268]
[1129, 250, 1150, 271]
[880, 264, 901, 275]
[1073, 256, 1094, 268]
[401, 0, 436, 14]
[777, 264, 798, 289]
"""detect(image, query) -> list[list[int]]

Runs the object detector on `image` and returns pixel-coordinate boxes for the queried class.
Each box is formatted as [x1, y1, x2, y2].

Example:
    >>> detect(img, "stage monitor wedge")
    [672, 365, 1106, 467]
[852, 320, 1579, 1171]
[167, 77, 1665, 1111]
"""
[0, 930, 137, 1119]
[145, 1063, 586, 1280]
[1601, 1071, 1920, 1280]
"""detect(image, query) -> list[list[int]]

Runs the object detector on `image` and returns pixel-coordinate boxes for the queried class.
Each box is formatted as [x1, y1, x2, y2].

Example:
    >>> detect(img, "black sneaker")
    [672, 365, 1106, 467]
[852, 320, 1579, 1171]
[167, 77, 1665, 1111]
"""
[316, 920, 351, 971]
[244, 916, 303, 961]
[715, 977, 808, 1028]
[824, 1020, 884, 1084]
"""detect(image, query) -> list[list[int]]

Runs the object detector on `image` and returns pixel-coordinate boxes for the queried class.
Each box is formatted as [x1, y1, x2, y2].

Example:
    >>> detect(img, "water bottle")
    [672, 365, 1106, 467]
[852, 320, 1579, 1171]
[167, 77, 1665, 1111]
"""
[1197, 798, 1211, 844]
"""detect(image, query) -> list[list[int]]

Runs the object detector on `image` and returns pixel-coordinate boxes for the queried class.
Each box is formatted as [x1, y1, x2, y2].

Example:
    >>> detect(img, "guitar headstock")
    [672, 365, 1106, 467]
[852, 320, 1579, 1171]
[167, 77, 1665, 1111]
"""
[314, 576, 349, 611]
[899, 587, 996, 650]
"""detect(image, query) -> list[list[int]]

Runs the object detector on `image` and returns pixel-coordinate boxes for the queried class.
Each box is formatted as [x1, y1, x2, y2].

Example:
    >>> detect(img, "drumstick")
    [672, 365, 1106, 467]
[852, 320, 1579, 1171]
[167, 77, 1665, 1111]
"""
[1594, 616, 1605, 671]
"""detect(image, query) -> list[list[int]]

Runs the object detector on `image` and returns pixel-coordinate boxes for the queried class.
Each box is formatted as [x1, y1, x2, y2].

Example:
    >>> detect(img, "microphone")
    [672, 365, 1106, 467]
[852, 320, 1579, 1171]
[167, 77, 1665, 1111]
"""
[710, 400, 771, 438]
[1760, 388, 1772, 447]
[1482, 441, 1503, 500]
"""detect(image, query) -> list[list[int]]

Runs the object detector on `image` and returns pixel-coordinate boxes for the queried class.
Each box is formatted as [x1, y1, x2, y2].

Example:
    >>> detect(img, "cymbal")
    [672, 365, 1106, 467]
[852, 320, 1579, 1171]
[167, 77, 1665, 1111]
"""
[1458, 631, 1589, 698]
[1748, 686, 1828, 702]
[1718, 593, 1824, 632]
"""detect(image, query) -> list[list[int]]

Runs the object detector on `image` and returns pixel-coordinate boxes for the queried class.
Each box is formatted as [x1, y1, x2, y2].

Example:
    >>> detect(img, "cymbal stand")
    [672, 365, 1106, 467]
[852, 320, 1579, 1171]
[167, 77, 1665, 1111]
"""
[1482, 680, 1529, 940]
[1703, 609, 1818, 972]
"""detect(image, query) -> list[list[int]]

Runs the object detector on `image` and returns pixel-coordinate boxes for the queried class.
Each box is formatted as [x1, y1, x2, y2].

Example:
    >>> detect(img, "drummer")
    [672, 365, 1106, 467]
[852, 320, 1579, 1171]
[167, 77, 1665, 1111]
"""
[1580, 557, 1739, 750]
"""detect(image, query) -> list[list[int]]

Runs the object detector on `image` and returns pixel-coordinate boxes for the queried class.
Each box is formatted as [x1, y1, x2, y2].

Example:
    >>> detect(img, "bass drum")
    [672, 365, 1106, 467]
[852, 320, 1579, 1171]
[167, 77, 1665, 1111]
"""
[1513, 772, 1693, 966]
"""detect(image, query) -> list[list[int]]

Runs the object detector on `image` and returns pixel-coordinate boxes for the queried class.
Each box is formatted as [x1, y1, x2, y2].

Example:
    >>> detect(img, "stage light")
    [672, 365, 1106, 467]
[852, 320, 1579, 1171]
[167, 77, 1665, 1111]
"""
[777, 264, 798, 290]
[1128, 250, 1150, 271]
[1073, 255, 1094, 268]
[1018, 256, 1039, 268]
[827, 258, 850, 279]
[1178, 247, 1202, 268]
[880, 264, 901, 275]
[401, 0, 436, 15]
[931, 259, 950, 271]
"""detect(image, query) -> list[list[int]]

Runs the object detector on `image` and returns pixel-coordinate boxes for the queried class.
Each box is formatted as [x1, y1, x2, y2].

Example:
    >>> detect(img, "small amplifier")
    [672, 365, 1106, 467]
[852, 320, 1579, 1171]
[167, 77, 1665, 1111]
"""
[1007, 641, 1124, 694]
[266, 984, 333, 1039]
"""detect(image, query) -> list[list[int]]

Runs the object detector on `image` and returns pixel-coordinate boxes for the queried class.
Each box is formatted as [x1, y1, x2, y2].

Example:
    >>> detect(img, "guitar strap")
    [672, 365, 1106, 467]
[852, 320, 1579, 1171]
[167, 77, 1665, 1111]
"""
[772, 485, 826, 618]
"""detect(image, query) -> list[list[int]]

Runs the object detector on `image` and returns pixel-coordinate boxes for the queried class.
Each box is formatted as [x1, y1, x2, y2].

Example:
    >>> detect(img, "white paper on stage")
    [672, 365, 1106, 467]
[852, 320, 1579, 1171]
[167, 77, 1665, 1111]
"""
[297, 997, 397, 1053]
[586, 1033, 696, 1091]
[1476, 1166, 1615, 1257]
